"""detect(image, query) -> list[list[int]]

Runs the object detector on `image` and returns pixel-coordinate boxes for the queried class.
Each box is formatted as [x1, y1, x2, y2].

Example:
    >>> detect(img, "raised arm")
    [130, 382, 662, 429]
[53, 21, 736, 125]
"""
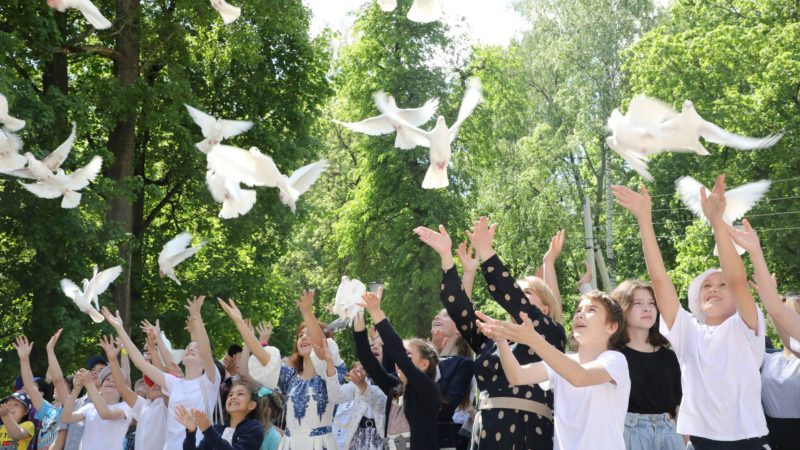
[141, 319, 173, 374]
[477, 311, 612, 387]
[612, 185, 680, 328]
[702, 176, 759, 332]
[100, 335, 139, 408]
[185, 296, 217, 383]
[456, 241, 479, 299]
[354, 310, 396, 394]
[13, 336, 46, 410]
[45, 329, 70, 409]
[728, 220, 796, 337]
[296, 289, 325, 348]
[83, 370, 127, 420]
[102, 307, 167, 388]
[219, 298, 273, 367]
[542, 230, 565, 322]
[60, 370, 88, 424]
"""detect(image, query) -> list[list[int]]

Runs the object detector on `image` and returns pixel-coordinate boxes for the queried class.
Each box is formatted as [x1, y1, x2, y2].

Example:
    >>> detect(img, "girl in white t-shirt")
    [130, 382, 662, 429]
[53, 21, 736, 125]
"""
[613, 178, 768, 449]
[102, 297, 221, 450]
[60, 366, 132, 450]
[476, 290, 631, 450]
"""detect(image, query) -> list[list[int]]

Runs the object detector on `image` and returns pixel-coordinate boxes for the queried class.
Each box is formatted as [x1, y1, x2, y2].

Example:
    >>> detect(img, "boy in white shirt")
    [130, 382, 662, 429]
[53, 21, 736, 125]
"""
[476, 290, 630, 450]
[613, 176, 769, 449]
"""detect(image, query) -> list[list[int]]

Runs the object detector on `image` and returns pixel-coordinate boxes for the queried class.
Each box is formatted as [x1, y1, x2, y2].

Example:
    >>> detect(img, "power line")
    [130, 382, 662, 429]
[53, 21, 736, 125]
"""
[650, 195, 800, 213]
[643, 176, 800, 200]
[650, 210, 800, 227]
[613, 225, 800, 242]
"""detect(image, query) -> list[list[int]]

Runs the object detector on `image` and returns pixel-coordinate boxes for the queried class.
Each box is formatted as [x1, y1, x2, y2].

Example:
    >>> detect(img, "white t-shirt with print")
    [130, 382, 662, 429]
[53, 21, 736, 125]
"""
[163, 373, 221, 450]
[133, 396, 167, 450]
[75, 401, 132, 450]
[660, 307, 767, 440]
[541, 350, 630, 450]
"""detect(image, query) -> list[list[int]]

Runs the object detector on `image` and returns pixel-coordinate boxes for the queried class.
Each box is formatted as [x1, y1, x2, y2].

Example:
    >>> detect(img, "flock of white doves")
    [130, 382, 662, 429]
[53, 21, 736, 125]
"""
[0, 0, 784, 323]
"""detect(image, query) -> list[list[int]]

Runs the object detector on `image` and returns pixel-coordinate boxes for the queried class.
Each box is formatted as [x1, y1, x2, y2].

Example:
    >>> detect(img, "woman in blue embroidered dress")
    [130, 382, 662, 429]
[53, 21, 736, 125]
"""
[219, 291, 348, 450]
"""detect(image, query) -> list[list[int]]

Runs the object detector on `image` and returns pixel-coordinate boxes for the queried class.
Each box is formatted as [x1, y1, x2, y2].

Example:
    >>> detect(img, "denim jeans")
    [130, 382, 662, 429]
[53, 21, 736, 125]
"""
[624, 412, 686, 450]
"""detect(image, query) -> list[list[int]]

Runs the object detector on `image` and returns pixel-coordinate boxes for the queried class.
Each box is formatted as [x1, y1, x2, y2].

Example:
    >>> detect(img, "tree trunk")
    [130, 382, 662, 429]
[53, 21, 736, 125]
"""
[106, 0, 140, 331]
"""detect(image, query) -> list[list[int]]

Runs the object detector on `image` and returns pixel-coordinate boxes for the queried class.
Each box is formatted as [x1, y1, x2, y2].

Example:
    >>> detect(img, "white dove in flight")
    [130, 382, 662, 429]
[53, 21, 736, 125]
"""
[185, 104, 253, 154]
[0, 94, 25, 131]
[61, 265, 122, 323]
[676, 176, 771, 255]
[279, 159, 329, 213]
[332, 276, 366, 327]
[407, 0, 443, 23]
[158, 232, 205, 285]
[206, 171, 258, 219]
[659, 100, 783, 155]
[46, 0, 112, 29]
[210, 0, 241, 24]
[377, 0, 397, 12]
[334, 96, 439, 149]
[6, 123, 76, 181]
[208, 144, 295, 194]
[20, 155, 102, 208]
[376, 77, 483, 189]
[0, 129, 26, 171]
[160, 332, 185, 365]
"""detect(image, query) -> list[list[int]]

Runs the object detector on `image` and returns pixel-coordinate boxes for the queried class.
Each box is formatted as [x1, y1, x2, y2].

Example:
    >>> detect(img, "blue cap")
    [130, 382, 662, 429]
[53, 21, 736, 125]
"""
[86, 355, 108, 370]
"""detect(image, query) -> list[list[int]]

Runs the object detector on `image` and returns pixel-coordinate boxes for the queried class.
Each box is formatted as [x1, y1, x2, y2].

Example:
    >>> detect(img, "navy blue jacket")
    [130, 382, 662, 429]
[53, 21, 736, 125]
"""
[183, 419, 265, 450]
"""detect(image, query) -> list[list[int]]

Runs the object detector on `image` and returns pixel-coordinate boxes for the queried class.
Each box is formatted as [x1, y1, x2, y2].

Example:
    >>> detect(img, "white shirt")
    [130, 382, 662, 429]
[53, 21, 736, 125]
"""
[75, 401, 132, 450]
[761, 351, 800, 418]
[660, 307, 768, 440]
[541, 350, 630, 450]
[163, 373, 221, 450]
[133, 396, 167, 450]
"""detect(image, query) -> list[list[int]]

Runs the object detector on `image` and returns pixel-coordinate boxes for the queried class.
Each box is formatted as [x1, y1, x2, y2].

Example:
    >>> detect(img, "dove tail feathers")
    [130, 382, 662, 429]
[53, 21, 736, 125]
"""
[421, 164, 449, 189]
[219, 189, 257, 219]
[61, 190, 82, 209]
[89, 308, 105, 323]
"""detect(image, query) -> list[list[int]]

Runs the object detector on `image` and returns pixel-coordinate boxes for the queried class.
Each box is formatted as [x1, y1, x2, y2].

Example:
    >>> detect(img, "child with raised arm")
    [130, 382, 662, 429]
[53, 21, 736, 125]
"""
[102, 296, 221, 450]
[612, 176, 768, 449]
[353, 289, 439, 450]
[218, 290, 347, 450]
[0, 391, 34, 450]
[475, 290, 630, 450]
[12, 331, 69, 450]
[414, 219, 565, 450]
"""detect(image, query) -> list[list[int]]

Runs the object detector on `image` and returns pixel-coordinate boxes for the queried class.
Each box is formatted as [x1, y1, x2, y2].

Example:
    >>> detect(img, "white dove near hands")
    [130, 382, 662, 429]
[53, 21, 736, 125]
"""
[335, 96, 439, 150]
[61, 265, 122, 323]
[47, 0, 112, 29]
[159, 332, 185, 365]
[20, 155, 102, 208]
[206, 171, 258, 219]
[279, 159, 329, 213]
[676, 176, 771, 255]
[377, 77, 483, 189]
[210, 0, 241, 24]
[407, 0, 443, 23]
[660, 100, 783, 154]
[377, 0, 397, 12]
[0, 94, 25, 131]
[185, 104, 253, 154]
[333, 276, 366, 326]
[0, 129, 26, 171]
[158, 232, 205, 285]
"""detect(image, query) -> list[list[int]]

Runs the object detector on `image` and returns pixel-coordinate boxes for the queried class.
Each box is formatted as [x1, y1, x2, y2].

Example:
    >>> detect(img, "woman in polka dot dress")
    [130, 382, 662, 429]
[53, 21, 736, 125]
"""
[415, 217, 567, 450]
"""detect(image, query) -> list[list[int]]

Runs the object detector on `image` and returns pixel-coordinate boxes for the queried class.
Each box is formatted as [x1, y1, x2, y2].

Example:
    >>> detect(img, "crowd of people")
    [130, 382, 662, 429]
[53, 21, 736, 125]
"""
[2, 176, 799, 450]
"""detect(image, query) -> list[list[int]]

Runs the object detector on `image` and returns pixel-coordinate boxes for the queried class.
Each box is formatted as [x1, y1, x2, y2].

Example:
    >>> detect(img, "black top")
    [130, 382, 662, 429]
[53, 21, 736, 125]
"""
[440, 254, 566, 449]
[355, 318, 440, 450]
[183, 419, 265, 450]
[437, 355, 473, 447]
[620, 345, 682, 415]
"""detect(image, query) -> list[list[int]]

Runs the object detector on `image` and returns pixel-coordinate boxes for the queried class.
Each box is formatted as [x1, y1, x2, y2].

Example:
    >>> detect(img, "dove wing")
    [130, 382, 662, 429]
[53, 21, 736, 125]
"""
[0, 94, 7, 116]
[167, 241, 205, 268]
[21, 181, 63, 199]
[185, 104, 217, 138]
[66, 155, 102, 190]
[626, 94, 678, 126]
[219, 119, 253, 140]
[85, 265, 123, 300]
[607, 137, 653, 182]
[374, 92, 430, 146]
[287, 159, 329, 195]
[75, 0, 112, 29]
[397, 98, 439, 126]
[333, 115, 396, 136]
[43, 123, 77, 171]
[723, 180, 771, 224]
[159, 232, 193, 265]
[675, 176, 708, 221]
[449, 77, 483, 139]
[215, 0, 241, 24]
[4, 168, 36, 179]
[699, 119, 783, 150]
[61, 278, 82, 301]
[207, 145, 261, 186]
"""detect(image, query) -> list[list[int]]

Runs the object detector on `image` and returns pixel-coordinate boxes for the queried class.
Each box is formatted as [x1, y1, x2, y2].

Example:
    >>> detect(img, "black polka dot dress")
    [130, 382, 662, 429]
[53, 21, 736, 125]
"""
[440, 254, 566, 450]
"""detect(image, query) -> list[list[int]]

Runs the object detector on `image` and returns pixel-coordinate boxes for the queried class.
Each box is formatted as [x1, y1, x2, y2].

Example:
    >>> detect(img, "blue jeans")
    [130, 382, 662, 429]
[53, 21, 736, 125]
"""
[624, 412, 686, 450]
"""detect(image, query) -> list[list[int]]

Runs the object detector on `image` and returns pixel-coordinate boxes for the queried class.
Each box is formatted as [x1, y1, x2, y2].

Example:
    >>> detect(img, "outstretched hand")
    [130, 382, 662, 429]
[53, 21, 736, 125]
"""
[192, 409, 212, 432]
[99, 335, 121, 360]
[13, 336, 33, 359]
[217, 298, 244, 322]
[465, 216, 498, 261]
[543, 230, 565, 263]
[700, 174, 727, 225]
[256, 321, 273, 343]
[578, 260, 593, 285]
[456, 241, 479, 272]
[475, 311, 540, 347]
[46, 328, 63, 353]
[414, 225, 453, 256]
[185, 296, 206, 318]
[174, 405, 196, 432]
[725, 219, 761, 255]
[296, 289, 316, 314]
[611, 184, 652, 221]
[359, 289, 383, 318]
[101, 307, 124, 329]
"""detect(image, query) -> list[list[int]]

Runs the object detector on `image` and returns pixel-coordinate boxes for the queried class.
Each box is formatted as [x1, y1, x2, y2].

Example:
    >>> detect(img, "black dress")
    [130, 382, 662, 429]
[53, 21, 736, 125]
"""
[437, 355, 474, 448]
[440, 254, 566, 450]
